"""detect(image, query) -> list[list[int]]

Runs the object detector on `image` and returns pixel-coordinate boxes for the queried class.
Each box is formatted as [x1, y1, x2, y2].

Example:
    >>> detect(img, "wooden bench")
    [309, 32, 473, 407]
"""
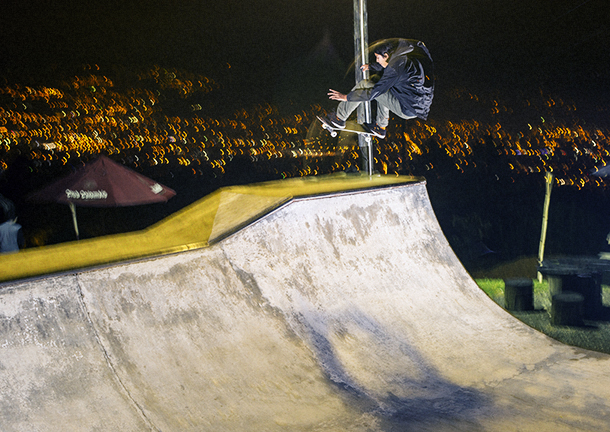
[504, 278, 534, 311]
[538, 256, 606, 321]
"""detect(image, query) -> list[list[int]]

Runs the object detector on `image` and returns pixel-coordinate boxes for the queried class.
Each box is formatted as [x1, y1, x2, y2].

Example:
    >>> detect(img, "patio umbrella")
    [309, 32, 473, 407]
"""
[28, 156, 176, 239]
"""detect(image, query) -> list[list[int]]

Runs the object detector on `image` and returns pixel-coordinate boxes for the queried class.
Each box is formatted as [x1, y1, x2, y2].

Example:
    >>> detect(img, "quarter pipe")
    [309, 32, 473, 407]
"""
[1, 177, 609, 431]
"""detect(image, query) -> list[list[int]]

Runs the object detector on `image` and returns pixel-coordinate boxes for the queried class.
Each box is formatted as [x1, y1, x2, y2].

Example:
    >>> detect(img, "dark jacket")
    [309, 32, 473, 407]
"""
[0, 221, 23, 253]
[347, 39, 435, 120]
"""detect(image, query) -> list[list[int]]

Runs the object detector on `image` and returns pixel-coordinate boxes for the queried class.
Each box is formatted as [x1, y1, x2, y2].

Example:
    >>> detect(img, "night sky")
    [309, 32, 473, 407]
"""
[1, 0, 609, 111]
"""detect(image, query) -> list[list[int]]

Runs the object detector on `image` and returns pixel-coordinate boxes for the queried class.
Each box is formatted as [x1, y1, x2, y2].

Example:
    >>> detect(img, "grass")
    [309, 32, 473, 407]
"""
[475, 277, 610, 354]
[476, 278, 549, 307]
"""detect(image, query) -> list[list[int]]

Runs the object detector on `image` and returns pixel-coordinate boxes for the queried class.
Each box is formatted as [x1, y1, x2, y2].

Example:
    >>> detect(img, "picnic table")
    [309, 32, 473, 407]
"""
[538, 256, 609, 321]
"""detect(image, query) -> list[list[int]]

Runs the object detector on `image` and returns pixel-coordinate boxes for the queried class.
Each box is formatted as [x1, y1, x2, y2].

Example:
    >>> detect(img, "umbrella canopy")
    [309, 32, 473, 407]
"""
[28, 156, 176, 240]
[28, 156, 175, 206]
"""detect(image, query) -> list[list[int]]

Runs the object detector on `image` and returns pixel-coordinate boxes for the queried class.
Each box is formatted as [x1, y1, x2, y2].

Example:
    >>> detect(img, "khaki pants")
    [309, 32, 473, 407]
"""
[336, 79, 415, 128]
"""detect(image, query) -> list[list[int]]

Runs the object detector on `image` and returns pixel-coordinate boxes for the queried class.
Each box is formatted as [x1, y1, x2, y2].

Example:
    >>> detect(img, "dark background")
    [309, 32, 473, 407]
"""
[1, 0, 609, 271]
[1, 0, 608, 108]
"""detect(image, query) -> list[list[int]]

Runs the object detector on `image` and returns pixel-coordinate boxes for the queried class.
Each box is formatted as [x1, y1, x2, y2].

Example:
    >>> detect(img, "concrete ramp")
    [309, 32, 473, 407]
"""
[1, 179, 610, 431]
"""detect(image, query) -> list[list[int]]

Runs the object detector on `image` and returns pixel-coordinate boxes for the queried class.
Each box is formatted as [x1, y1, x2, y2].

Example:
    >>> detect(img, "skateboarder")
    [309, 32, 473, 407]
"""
[321, 38, 434, 139]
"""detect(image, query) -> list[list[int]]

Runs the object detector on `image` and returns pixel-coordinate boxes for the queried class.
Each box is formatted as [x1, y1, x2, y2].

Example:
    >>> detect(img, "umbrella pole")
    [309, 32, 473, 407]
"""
[69, 202, 80, 240]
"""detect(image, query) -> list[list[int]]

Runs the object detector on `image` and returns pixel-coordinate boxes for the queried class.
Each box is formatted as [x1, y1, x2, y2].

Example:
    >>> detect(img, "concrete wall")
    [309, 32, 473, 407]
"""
[1, 182, 610, 431]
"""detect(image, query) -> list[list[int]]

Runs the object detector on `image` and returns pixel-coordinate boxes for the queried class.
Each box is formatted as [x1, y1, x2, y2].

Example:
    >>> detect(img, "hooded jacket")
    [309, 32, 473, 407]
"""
[347, 39, 435, 120]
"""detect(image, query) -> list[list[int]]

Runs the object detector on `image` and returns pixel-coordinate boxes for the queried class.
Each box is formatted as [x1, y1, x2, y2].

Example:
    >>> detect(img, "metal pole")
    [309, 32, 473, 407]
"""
[353, 0, 373, 175]
[537, 171, 554, 282]
[69, 202, 80, 240]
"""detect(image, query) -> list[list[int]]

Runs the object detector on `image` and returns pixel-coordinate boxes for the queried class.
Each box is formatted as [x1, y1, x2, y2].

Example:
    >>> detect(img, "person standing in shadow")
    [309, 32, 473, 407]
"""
[0, 194, 24, 253]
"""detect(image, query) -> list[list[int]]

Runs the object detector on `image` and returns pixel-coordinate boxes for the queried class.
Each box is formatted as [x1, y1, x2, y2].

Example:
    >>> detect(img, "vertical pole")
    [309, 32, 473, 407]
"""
[69, 202, 80, 240]
[353, 0, 373, 175]
[538, 171, 554, 282]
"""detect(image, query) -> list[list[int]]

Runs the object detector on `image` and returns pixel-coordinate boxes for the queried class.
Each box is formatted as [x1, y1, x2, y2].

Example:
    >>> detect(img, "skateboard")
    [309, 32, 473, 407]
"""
[317, 116, 373, 138]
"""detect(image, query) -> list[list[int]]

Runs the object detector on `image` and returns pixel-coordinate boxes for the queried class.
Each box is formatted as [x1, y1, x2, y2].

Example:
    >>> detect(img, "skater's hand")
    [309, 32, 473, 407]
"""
[360, 64, 370, 72]
[328, 89, 347, 102]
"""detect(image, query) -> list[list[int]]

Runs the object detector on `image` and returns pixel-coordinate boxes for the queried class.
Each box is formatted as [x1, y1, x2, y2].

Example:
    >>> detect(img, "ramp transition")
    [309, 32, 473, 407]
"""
[1, 176, 609, 431]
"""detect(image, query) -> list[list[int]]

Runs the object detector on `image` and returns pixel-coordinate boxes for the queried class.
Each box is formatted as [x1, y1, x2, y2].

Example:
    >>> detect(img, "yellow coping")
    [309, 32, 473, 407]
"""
[0, 174, 422, 283]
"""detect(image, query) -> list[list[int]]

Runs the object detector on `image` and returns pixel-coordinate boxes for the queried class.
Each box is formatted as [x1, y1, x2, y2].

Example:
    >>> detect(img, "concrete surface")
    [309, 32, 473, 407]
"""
[1, 177, 610, 431]
[0, 173, 417, 282]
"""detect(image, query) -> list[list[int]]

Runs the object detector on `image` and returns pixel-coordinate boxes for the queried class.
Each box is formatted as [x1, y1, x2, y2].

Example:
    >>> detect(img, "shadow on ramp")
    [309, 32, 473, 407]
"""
[1, 177, 610, 431]
[301, 307, 491, 429]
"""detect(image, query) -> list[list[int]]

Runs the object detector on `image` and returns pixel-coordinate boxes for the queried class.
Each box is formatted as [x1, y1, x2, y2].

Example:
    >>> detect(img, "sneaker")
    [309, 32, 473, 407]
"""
[363, 123, 386, 139]
[324, 112, 346, 129]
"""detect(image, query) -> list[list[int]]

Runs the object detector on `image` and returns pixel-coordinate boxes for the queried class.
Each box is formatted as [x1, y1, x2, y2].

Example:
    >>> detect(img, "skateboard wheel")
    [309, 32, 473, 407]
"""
[331, 131, 337, 137]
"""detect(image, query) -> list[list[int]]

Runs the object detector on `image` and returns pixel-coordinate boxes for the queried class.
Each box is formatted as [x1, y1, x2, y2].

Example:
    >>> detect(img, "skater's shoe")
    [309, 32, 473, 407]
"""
[323, 112, 346, 129]
[363, 123, 386, 139]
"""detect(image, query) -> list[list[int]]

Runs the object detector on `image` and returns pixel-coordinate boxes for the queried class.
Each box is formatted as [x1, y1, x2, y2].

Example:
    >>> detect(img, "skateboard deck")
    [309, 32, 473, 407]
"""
[317, 116, 372, 138]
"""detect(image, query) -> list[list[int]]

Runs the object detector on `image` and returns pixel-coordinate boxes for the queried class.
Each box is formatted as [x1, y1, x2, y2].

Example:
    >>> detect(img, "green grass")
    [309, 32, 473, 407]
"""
[475, 278, 551, 309]
[475, 278, 610, 355]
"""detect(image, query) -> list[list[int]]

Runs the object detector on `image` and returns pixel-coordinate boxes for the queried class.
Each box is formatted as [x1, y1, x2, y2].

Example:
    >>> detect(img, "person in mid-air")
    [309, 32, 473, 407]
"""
[321, 38, 434, 139]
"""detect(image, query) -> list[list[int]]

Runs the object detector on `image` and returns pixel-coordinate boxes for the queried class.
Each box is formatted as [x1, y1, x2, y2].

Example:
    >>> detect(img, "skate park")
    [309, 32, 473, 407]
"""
[1, 174, 609, 431]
